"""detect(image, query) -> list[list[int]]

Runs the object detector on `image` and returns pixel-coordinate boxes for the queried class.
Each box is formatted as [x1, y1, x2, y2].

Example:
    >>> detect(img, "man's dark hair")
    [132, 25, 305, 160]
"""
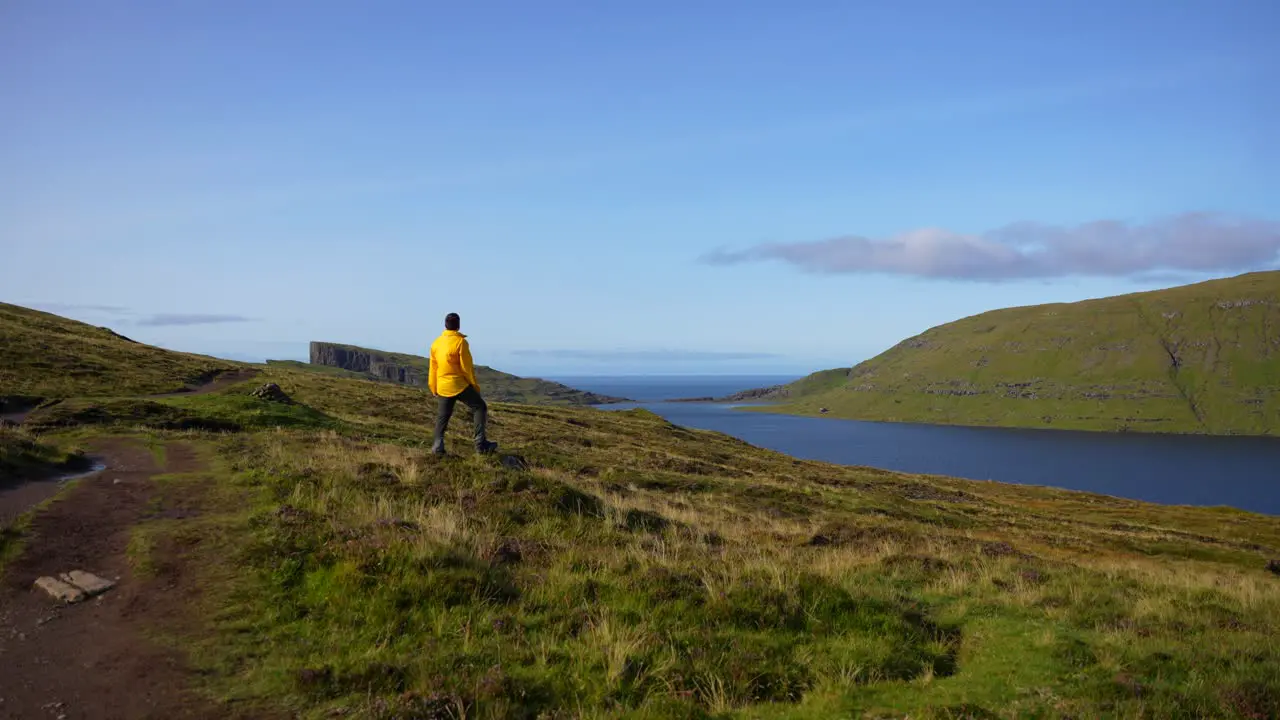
[445, 313, 461, 331]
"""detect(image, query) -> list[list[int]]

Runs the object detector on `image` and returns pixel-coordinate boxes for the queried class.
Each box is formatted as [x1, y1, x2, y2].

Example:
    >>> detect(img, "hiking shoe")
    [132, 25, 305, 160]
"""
[476, 440, 498, 455]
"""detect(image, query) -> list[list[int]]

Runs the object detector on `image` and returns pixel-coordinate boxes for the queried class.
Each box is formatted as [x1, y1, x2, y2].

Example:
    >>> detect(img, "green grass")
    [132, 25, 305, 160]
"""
[748, 271, 1280, 436]
[32, 364, 1273, 719]
[6, 303, 1280, 717]
[0, 302, 242, 398]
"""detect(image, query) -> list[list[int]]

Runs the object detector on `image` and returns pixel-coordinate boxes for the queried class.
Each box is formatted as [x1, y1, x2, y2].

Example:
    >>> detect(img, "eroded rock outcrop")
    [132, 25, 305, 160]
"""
[310, 343, 426, 385]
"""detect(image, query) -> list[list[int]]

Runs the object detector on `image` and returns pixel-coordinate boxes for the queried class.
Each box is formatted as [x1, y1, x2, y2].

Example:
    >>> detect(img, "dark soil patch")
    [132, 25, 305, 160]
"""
[897, 482, 973, 503]
[357, 462, 399, 486]
[0, 438, 245, 719]
[489, 539, 524, 565]
[622, 508, 670, 533]
[981, 541, 1026, 558]
[805, 522, 918, 548]
[1019, 568, 1046, 584]
[881, 554, 955, 574]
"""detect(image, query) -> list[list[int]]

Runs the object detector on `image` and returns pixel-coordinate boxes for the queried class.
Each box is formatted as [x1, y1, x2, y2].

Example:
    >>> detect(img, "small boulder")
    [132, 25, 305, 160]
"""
[500, 454, 529, 471]
[250, 383, 293, 404]
[61, 570, 116, 597]
[34, 576, 86, 603]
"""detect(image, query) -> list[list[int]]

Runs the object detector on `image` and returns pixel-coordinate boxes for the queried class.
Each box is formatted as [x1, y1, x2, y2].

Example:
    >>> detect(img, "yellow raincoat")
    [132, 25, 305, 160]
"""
[428, 330, 481, 397]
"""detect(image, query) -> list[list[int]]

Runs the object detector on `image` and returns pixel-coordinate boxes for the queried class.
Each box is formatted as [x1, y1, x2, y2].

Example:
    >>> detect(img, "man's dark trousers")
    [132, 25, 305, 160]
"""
[432, 385, 488, 454]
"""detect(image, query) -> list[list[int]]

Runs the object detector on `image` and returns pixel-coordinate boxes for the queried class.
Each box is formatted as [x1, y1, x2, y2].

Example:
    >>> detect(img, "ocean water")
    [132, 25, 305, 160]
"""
[550, 375, 1280, 515]
[550, 375, 799, 403]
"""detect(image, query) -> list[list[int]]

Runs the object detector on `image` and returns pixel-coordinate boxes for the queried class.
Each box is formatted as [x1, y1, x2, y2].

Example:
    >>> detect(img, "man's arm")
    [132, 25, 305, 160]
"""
[461, 339, 481, 392]
[427, 345, 438, 396]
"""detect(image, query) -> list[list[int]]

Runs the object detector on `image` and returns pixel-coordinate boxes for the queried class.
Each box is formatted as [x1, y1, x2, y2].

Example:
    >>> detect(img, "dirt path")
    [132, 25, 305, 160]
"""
[145, 369, 260, 400]
[0, 439, 229, 719]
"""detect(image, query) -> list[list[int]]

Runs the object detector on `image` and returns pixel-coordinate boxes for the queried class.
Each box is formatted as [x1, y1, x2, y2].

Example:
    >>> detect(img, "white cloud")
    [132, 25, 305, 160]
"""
[703, 213, 1280, 281]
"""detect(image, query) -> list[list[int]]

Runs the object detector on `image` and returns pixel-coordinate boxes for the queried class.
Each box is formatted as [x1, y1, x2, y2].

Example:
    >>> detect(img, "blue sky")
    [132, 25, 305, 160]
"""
[3, 1, 1277, 376]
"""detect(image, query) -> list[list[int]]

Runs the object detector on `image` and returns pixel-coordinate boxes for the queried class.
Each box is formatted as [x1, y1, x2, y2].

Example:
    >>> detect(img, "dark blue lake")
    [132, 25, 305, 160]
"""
[551, 376, 1280, 516]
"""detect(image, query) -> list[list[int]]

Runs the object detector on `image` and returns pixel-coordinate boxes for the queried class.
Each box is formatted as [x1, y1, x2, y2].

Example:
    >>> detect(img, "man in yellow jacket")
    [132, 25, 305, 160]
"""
[429, 313, 498, 455]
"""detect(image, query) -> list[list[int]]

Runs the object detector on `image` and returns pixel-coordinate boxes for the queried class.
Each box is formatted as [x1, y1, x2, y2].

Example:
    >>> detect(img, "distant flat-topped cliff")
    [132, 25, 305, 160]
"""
[305, 341, 627, 406]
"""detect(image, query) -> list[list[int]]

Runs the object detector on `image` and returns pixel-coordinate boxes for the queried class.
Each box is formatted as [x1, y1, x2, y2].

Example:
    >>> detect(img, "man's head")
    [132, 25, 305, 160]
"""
[444, 313, 461, 331]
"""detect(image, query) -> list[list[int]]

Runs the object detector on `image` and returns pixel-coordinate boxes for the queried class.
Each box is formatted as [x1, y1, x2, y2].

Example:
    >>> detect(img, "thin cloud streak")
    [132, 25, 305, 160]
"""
[137, 313, 256, 327]
[29, 302, 132, 315]
[512, 349, 779, 362]
[702, 213, 1280, 281]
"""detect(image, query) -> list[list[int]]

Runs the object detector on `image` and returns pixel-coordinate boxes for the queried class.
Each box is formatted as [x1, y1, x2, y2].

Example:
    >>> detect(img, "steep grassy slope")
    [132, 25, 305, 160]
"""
[755, 272, 1280, 435]
[6, 362, 1279, 717]
[307, 340, 628, 405]
[0, 303, 242, 400]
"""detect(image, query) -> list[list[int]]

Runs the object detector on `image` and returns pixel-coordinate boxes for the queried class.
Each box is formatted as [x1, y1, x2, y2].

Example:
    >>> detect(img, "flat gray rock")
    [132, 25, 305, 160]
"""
[34, 577, 86, 604]
[61, 571, 115, 597]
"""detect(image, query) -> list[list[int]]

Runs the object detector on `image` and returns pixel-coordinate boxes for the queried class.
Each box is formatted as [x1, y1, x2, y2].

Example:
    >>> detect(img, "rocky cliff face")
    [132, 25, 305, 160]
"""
[310, 342, 427, 386]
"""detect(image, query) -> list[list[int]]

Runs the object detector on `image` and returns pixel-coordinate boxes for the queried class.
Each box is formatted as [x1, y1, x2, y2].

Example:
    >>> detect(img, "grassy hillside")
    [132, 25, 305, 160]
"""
[3, 356, 1278, 716]
[0, 302, 242, 401]
[4, 304, 1280, 717]
[307, 340, 628, 405]
[753, 272, 1280, 435]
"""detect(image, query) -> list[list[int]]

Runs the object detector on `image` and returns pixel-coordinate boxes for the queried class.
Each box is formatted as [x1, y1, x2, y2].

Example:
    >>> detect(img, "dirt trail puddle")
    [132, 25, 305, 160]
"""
[0, 461, 107, 526]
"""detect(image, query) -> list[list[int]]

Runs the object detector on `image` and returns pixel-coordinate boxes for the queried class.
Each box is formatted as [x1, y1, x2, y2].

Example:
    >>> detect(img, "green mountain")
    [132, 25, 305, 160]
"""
[750, 271, 1280, 435]
[304, 340, 627, 405]
[1, 299, 1278, 717]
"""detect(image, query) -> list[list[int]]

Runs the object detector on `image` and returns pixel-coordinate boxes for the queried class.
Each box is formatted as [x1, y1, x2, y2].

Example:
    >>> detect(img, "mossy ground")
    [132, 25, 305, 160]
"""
[18, 364, 1277, 719]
